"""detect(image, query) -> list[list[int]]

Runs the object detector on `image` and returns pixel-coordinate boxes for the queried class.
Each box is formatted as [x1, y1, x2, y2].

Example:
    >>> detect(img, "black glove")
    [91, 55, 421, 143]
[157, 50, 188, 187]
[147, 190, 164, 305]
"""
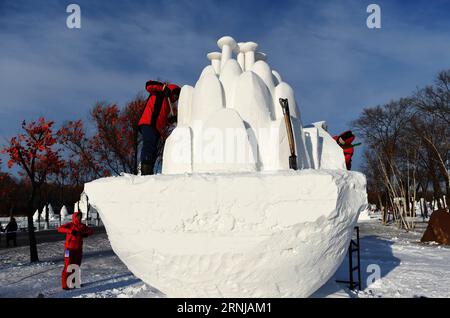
[167, 115, 177, 124]
[163, 85, 171, 98]
[71, 230, 78, 236]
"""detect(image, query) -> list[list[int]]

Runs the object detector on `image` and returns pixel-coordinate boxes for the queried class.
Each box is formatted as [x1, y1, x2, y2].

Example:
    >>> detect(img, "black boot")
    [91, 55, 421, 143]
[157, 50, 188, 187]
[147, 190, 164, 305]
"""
[141, 161, 153, 176]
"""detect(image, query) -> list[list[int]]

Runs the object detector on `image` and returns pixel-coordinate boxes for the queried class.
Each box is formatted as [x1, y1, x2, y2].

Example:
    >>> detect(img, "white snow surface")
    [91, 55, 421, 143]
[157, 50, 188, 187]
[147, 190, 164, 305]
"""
[2, 221, 450, 298]
[84, 169, 367, 297]
[0, 234, 162, 298]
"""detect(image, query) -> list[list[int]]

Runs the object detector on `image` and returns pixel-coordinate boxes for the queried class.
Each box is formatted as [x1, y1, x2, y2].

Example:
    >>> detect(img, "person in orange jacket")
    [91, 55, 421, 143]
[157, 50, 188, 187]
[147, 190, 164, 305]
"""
[58, 211, 93, 290]
[138, 80, 181, 175]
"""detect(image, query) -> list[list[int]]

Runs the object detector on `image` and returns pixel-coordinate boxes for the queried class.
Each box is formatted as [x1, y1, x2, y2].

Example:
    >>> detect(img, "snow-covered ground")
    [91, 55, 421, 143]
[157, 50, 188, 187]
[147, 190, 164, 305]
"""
[1, 220, 450, 298]
[0, 234, 163, 298]
[314, 219, 450, 298]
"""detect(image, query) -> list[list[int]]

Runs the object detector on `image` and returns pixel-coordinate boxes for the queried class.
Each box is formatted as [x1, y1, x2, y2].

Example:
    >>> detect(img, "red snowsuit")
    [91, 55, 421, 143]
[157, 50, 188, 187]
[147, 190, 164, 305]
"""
[58, 212, 93, 289]
[138, 80, 181, 135]
[333, 130, 356, 170]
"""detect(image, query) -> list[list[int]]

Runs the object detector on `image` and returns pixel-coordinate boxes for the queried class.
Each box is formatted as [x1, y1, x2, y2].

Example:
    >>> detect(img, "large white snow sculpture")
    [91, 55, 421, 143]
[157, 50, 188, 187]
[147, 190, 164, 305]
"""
[163, 36, 313, 172]
[85, 36, 367, 298]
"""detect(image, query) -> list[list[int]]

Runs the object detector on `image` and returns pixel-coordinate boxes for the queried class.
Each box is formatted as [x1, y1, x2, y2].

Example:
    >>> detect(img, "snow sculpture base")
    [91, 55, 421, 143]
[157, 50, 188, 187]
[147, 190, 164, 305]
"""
[85, 169, 367, 298]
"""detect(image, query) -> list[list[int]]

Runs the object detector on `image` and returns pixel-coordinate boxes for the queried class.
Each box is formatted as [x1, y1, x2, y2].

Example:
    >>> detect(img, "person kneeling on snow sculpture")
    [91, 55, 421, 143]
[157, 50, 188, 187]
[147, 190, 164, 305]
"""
[333, 130, 359, 170]
[58, 212, 93, 290]
[138, 80, 181, 175]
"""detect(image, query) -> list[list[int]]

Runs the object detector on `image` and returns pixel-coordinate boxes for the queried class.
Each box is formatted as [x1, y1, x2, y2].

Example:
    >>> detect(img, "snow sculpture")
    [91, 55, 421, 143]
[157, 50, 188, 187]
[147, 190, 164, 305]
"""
[303, 121, 346, 170]
[73, 191, 100, 223]
[60, 205, 69, 222]
[33, 209, 40, 222]
[47, 204, 57, 221]
[85, 36, 367, 298]
[207, 52, 221, 75]
[217, 36, 236, 71]
[74, 192, 89, 220]
[234, 42, 246, 70]
[241, 42, 258, 71]
[164, 36, 314, 172]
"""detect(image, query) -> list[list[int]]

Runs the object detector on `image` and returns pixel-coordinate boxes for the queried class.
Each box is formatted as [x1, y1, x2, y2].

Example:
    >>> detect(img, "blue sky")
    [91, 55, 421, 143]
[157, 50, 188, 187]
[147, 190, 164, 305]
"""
[1, 0, 450, 173]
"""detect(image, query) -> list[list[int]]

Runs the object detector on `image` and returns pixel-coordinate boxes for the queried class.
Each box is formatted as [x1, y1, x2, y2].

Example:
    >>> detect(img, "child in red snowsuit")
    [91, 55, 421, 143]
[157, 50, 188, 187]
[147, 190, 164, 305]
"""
[333, 130, 356, 170]
[58, 211, 93, 290]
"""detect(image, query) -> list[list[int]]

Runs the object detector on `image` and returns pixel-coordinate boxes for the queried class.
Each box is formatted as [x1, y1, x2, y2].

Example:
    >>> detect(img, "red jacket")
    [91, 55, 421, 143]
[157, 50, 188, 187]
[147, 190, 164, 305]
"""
[333, 130, 356, 170]
[138, 80, 181, 135]
[58, 212, 93, 250]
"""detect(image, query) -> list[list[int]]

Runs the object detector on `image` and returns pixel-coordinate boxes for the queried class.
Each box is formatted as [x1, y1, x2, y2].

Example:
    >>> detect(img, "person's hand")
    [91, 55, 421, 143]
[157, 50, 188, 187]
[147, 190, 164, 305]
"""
[163, 85, 171, 98]
[167, 115, 177, 124]
[71, 230, 78, 236]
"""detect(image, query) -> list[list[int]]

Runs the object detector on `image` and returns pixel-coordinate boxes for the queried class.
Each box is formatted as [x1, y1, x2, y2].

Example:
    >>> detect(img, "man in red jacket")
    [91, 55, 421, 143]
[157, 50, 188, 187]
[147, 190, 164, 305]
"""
[58, 211, 93, 290]
[333, 130, 357, 170]
[138, 80, 181, 175]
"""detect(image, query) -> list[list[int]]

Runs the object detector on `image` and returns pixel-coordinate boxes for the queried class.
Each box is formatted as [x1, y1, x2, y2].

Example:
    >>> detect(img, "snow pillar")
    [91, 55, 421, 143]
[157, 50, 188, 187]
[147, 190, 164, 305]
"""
[234, 42, 245, 71]
[217, 36, 237, 72]
[240, 42, 258, 71]
[207, 52, 222, 75]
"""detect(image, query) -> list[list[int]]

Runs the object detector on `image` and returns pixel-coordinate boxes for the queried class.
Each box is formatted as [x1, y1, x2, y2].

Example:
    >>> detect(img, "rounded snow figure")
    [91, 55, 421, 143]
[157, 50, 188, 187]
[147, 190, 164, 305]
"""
[85, 36, 367, 298]
[58, 212, 93, 290]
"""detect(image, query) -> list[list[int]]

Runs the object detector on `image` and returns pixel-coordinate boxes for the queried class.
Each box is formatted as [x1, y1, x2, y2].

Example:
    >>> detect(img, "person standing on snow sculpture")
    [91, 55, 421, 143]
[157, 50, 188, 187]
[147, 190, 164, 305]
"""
[333, 130, 359, 170]
[138, 80, 181, 175]
[58, 211, 93, 290]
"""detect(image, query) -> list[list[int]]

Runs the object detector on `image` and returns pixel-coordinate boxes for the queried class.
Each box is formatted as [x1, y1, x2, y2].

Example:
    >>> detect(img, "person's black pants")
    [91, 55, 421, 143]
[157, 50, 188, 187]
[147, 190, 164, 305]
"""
[140, 125, 160, 175]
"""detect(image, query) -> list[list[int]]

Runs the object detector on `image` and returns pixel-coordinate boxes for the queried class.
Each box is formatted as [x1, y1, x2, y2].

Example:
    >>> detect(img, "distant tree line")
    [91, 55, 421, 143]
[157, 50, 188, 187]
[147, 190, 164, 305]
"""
[353, 70, 449, 230]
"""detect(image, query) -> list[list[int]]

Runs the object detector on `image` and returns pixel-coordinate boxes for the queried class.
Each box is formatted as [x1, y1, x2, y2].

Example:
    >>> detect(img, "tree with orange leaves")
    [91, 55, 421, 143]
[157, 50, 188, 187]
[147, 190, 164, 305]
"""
[57, 119, 105, 180]
[58, 96, 146, 179]
[2, 118, 63, 262]
[91, 97, 146, 175]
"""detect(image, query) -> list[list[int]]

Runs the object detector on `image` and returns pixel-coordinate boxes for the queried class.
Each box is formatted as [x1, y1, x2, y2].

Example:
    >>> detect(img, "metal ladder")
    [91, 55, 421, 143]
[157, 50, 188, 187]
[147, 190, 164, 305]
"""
[336, 226, 361, 291]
